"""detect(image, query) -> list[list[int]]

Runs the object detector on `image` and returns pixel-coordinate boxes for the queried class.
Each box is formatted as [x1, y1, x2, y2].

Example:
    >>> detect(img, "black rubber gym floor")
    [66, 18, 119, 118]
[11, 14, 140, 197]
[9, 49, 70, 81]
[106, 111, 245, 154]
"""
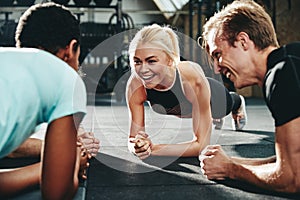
[1, 98, 299, 199]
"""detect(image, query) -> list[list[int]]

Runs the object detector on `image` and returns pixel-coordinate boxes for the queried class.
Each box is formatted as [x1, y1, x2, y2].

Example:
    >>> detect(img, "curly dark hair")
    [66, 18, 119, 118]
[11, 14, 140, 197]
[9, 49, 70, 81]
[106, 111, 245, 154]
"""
[15, 2, 81, 54]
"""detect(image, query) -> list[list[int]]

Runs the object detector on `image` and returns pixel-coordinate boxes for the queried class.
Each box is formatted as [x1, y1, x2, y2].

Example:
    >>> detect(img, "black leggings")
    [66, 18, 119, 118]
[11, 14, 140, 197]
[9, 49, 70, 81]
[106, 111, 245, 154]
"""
[207, 77, 241, 119]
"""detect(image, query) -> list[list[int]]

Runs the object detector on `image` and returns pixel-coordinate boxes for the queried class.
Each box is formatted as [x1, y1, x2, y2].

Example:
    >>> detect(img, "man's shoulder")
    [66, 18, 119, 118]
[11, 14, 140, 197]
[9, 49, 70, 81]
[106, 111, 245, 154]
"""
[264, 42, 300, 127]
[285, 41, 300, 49]
[268, 42, 300, 67]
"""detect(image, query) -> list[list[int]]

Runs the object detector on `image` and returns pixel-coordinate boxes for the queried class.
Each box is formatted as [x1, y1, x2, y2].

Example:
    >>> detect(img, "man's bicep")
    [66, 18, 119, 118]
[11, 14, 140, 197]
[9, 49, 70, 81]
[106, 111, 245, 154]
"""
[275, 117, 300, 186]
[276, 117, 300, 159]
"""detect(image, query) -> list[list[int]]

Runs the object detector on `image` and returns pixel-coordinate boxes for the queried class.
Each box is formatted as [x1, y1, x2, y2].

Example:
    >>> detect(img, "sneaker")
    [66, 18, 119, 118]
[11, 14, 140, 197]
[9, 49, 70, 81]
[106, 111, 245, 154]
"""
[231, 95, 247, 131]
[213, 118, 224, 130]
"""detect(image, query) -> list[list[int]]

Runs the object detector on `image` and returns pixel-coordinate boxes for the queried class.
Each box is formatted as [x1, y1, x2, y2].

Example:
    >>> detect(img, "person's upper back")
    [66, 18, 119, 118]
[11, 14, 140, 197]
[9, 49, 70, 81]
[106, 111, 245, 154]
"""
[0, 47, 87, 158]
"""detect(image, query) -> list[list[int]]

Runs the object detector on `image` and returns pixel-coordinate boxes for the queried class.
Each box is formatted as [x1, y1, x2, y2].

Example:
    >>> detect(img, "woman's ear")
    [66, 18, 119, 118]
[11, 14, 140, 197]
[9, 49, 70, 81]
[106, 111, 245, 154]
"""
[65, 39, 78, 61]
[167, 57, 174, 67]
[54, 39, 78, 62]
[55, 39, 80, 71]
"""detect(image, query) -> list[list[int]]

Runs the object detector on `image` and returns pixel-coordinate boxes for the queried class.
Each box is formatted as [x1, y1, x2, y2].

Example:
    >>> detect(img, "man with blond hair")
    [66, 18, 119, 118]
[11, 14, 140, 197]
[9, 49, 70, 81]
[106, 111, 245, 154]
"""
[200, 0, 300, 193]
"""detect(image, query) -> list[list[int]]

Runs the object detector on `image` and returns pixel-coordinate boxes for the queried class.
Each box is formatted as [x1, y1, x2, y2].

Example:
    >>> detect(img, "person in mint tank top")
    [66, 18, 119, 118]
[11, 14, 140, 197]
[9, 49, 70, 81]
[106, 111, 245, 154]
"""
[126, 24, 247, 160]
[200, 0, 300, 194]
[0, 3, 91, 199]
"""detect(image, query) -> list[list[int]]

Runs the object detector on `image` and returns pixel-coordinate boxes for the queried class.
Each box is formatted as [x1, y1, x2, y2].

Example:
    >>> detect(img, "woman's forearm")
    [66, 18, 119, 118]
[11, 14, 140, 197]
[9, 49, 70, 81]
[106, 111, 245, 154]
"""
[0, 162, 40, 197]
[151, 140, 205, 157]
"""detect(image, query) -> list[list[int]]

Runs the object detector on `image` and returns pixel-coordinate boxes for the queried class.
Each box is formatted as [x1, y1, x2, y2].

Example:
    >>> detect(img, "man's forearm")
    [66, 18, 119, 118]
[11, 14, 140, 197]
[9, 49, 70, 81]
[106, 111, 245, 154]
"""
[6, 138, 43, 158]
[230, 161, 295, 193]
[231, 155, 276, 166]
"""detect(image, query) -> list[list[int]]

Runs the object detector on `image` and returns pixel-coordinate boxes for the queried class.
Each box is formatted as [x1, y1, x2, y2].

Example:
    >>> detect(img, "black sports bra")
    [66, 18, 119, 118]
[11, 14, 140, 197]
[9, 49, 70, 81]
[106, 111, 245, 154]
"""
[146, 69, 192, 117]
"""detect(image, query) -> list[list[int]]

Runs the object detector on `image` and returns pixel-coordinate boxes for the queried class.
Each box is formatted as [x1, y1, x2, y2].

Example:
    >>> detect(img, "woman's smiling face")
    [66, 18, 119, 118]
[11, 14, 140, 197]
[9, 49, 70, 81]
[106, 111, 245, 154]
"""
[133, 44, 173, 89]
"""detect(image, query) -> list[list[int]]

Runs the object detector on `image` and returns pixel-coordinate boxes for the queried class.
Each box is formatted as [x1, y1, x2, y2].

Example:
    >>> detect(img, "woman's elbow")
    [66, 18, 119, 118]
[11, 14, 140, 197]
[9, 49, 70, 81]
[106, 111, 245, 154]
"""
[192, 140, 209, 156]
[41, 180, 78, 200]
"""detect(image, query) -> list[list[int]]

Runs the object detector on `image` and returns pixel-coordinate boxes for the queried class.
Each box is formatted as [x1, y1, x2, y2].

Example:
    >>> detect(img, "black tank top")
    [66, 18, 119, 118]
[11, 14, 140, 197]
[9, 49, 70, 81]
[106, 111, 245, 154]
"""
[146, 69, 192, 117]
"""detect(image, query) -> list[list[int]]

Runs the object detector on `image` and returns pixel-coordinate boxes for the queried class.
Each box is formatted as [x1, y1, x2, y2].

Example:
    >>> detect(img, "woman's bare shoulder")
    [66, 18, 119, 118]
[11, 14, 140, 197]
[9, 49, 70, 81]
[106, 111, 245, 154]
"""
[126, 74, 146, 102]
[127, 74, 144, 89]
[177, 61, 206, 80]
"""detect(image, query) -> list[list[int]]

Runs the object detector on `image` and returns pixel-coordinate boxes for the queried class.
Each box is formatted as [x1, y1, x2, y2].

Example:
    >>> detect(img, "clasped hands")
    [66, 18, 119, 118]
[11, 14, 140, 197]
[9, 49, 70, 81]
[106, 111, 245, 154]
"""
[77, 140, 92, 180]
[76, 129, 100, 180]
[129, 131, 153, 160]
[199, 145, 233, 180]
